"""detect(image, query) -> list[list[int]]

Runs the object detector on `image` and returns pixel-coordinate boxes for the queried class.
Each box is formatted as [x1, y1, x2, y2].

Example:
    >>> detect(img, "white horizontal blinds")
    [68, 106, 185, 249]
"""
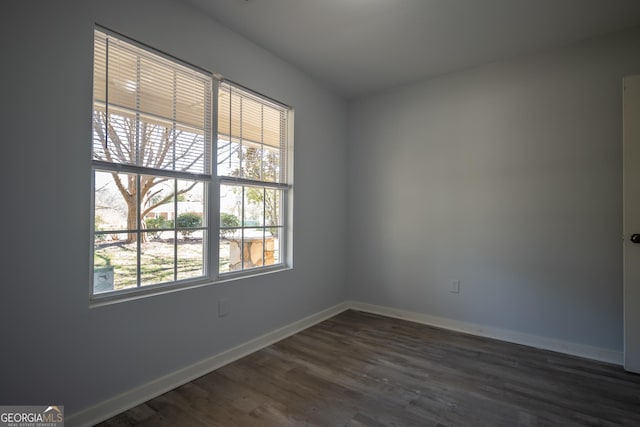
[92, 30, 212, 175]
[217, 82, 288, 184]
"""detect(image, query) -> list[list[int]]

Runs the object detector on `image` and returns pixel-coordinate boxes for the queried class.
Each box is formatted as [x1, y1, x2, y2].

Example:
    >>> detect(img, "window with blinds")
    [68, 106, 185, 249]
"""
[90, 28, 292, 300]
[217, 82, 291, 273]
[91, 29, 212, 296]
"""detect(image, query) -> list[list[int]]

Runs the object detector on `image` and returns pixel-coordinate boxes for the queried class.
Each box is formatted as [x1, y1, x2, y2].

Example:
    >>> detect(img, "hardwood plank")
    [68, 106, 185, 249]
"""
[98, 310, 640, 426]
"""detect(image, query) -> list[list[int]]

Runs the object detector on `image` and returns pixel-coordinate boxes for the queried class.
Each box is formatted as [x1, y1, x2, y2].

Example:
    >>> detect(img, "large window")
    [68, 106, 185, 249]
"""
[217, 83, 290, 274]
[91, 29, 292, 299]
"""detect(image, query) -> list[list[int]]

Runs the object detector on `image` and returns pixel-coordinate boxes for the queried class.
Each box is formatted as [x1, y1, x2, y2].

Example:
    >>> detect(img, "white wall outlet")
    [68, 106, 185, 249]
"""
[218, 298, 230, 317]
[450, 280, 460, 293]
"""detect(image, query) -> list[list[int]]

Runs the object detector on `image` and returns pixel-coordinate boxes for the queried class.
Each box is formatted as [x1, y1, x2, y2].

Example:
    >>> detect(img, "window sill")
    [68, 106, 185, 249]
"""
[89, 265, 292, 308]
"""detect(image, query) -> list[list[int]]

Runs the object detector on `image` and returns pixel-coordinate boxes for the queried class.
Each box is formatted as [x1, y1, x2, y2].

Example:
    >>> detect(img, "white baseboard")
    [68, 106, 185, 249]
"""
[66, 302, 350, 427]
[67, 299, 623, 426]
[348, 301, 623, 366]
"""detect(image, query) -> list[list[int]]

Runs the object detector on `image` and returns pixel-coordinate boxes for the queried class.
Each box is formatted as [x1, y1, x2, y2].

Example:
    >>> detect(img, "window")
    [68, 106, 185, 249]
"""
[217, 83, 290, 274]
[91, 28, 292, 299]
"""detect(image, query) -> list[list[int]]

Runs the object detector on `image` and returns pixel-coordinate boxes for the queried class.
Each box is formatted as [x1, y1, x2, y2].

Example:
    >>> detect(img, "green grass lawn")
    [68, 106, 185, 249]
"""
[95, 239, 222, 290]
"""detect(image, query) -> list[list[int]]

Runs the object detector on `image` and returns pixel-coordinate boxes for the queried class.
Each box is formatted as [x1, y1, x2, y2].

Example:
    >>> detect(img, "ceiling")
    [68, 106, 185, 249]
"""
[183, 0, 640, 99]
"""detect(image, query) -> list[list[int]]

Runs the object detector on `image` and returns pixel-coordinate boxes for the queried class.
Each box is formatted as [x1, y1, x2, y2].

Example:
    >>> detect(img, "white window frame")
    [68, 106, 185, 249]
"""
[215, 81, 293, 278]
[90, 27, 293, 304]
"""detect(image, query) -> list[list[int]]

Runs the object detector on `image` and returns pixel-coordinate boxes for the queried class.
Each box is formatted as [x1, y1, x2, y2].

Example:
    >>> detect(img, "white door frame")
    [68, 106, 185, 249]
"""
[623, 75, 640, 373]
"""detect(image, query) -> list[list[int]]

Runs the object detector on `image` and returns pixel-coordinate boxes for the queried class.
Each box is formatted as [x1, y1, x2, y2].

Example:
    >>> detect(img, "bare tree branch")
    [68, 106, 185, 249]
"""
[141, 181, 198, 218]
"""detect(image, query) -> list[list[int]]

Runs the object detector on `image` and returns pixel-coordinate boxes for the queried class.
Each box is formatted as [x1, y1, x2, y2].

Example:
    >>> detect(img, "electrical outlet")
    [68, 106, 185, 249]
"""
[218, 298, 229, 317]
[450, 280, 460, 294]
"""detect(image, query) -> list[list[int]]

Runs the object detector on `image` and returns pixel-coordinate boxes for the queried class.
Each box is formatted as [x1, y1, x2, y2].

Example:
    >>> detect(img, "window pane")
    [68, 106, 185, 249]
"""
[244, 187, 264, 227]
[265, 231, 278, 266]
[95, 170, 136, 231]
[141, 232, 175, 286]
[220, 184, 242, 225]
[268, 226, 282, 238]
[177, 180, 205, 226]
[219, 186, 283, 273]
[264, 189, 282, 227]
[219, 239, 231, 274]
[225, 230, 243, 272]
[177, 214, 203, 238]
[142, 175, 174, 232]
[94, 232, 137, 292]
[243, 228, 265, 269]
[272, 241, 281, 265]
[218, 228, 242, 273]
[178, 230, 205, 280]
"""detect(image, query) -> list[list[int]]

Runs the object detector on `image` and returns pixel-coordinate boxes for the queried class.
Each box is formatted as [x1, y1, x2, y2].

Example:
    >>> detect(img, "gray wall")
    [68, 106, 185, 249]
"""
[348, 28, 640, 352]
[0, 0, 347, 415]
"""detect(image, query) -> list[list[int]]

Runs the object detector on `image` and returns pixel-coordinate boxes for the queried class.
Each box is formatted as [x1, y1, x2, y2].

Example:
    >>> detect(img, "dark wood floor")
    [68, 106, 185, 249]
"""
[99, 310, 640, 426]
